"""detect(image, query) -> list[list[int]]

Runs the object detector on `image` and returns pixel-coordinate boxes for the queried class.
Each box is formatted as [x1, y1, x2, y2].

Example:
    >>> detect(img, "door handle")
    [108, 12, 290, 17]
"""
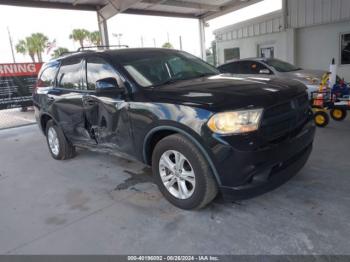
[82, 96, 96, 106]
[47, 96, 55, 102]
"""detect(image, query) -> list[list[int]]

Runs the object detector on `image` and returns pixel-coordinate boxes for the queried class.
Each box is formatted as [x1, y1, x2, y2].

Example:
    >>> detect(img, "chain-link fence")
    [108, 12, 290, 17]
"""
[0, 107, 36, 130]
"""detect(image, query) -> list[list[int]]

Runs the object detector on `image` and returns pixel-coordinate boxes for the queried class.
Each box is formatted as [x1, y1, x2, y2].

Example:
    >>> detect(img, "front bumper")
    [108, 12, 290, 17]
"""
[206, 119, 316, 201]
[219, 143, 312, 201]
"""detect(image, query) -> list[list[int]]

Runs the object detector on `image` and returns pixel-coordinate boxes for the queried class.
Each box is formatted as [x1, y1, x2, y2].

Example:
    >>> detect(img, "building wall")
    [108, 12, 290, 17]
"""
[216, 30, 292, 65]
[215, 11, 284, 42]
[215, 11, 293, 65]
[288, 0, 350, 28]
[214, 0, 350, 79]
[296, 20, 350, 81]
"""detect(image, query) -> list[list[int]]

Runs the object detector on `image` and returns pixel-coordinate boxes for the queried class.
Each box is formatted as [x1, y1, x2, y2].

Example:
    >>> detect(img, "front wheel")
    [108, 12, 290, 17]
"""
[152, 134, 218, 210]
[46, 120, 75, 160]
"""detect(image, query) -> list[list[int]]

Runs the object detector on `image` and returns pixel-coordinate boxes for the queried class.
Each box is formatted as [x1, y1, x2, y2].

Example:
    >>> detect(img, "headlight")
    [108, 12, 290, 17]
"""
[207, 109, 263, 134]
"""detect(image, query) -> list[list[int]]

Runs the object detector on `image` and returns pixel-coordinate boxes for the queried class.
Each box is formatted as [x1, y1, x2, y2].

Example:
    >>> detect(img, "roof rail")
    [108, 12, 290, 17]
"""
[57, 50, 94, 58]
[77, 45, 129, 51]
[55, 45, 129, 59]
[59, 51, 79, 57]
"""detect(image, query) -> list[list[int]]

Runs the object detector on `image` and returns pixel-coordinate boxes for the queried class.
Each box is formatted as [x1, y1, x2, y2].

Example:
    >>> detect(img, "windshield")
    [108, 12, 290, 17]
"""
[121, 51, 219, 87]
[265, 59, 301, 72]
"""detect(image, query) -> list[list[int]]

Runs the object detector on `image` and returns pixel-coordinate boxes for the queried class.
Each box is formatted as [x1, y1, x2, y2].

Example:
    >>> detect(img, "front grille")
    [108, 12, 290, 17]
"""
[260, 93, 310, 143]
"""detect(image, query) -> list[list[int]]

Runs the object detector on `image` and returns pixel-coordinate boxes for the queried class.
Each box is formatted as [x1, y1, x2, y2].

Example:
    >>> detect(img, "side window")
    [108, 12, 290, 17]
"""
[239, 61, 254, 74]
[86, 57, 120, 90]
[38, 64, 59, 87]
[240, 61, 270, 74]
[253, 62, 271, 74]
[56, 58, 82, 89]
[219, 62, 241, 74]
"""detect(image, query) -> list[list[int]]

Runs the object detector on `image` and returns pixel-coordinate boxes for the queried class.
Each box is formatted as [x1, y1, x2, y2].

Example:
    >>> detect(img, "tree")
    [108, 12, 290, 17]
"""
[15, 37, 36, 62]
[30, 33, 48, 62]
[69, 29, 90, 48]
[88, 31, 101, 46]
[16, 33, 49, 62]
[52, 47, 69, 59]
[162, 42, 174, 49]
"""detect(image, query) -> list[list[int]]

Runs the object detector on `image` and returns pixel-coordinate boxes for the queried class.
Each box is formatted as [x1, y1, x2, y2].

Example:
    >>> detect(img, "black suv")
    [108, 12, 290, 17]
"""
[33, 48, 315, 210]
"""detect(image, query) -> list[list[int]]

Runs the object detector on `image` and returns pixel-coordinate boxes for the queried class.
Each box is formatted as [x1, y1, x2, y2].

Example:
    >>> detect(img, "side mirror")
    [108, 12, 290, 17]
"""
[259, 69, 271, 75]
[95, 77, 121, 95]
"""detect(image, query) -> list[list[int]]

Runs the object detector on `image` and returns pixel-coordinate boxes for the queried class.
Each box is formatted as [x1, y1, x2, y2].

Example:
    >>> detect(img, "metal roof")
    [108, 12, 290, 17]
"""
[0, 0, 262, 21]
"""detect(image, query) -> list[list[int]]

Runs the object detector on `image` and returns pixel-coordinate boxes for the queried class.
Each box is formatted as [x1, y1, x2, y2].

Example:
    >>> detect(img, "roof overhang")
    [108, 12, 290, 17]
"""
[0, 0, 262, 21]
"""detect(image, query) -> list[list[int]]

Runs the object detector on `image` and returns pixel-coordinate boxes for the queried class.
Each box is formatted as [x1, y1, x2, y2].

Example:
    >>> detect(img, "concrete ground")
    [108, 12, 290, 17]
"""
[0, 108, 35, 130]
[0, 120, 349, 255]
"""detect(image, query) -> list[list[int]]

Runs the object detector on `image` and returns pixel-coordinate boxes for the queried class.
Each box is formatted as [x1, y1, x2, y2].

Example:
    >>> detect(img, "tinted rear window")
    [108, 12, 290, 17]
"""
[38, 63, 59, 87]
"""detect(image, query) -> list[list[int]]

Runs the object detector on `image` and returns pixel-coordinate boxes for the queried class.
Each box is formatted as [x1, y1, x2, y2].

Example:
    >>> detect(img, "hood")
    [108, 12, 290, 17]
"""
[283, 69, 326, 84]
[149, 74, 307, 112]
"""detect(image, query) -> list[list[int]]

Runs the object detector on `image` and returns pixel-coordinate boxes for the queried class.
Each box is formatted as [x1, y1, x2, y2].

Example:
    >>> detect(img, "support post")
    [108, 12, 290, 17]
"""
[179, 35, 183, 50]
[199, 18, 206, 61]
[282, 0, 288, 29]
[97, 11, 109, 46]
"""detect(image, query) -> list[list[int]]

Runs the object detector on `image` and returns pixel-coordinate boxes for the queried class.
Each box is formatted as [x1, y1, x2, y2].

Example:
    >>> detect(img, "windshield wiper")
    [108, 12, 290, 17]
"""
[150, 78, 180, 87]
[196, 72, 217, 77]
[150, 73, 217, 88]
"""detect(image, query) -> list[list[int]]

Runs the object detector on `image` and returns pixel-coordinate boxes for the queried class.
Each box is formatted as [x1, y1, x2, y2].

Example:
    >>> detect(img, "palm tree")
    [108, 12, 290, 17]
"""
[15, 33, 49, 62]
[69, 29, 90, 48]
[52, 47, 69, 59]
[30, 33, 48, 62]
[15, 38, 36, 62]
[88, 31, 101, 46]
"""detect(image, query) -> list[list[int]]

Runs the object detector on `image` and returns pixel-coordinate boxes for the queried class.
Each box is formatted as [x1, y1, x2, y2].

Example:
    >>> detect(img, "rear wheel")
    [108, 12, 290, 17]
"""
[314, 111, 329, 127]
[152, 134, 218, 210]
[330, 108, 347, 121]
[46, 120, 75, 160]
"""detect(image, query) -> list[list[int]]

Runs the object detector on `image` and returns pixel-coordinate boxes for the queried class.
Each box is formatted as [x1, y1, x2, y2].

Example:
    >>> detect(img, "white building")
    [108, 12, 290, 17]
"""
[214, 0, 350, 81]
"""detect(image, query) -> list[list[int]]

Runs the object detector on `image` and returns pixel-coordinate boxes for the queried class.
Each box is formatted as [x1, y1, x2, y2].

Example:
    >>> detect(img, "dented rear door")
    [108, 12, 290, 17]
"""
[51, 57, 89, 142]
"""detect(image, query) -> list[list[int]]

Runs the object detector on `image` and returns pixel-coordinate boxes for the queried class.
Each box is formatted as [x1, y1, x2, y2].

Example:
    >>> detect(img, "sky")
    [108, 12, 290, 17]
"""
[0, 0, 281, 63]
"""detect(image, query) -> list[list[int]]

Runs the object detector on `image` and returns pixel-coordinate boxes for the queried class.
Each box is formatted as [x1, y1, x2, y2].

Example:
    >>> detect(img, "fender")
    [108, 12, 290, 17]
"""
[39, 111, 59, 133]
[143, 125, 222, 186]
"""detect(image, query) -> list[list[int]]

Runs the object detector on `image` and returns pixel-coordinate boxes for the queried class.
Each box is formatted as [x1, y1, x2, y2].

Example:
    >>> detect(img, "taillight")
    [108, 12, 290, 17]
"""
[35, 79, 45, 89]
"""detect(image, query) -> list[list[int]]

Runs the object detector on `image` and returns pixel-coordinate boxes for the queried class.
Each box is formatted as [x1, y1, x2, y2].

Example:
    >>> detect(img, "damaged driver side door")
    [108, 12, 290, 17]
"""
[81, 56, 134, 155]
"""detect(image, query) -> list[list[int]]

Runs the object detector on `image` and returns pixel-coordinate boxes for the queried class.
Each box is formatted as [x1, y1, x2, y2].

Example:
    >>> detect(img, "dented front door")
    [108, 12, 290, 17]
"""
[82, 56, 134, 155]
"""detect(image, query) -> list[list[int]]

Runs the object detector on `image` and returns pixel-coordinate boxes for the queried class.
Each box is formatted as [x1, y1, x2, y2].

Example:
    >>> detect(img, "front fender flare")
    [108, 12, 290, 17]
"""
[143, 125, 222, 186]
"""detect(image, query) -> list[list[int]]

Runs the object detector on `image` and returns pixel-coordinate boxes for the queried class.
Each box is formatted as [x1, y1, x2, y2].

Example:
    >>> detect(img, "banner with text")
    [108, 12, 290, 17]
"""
[0, 63, 42, 110]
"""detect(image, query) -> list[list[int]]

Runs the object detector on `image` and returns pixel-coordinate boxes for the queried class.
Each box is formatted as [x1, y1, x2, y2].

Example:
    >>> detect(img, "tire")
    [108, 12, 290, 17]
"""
[45, 120, 75, 160]
[314, 111, 329, 128]
[152, 134, 218, 210]
[330, 108, 347, 121]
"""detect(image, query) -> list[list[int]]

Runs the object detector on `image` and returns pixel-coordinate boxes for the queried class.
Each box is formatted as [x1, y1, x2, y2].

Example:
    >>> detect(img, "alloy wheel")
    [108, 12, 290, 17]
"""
[47, 127, 60, 156]
[159, 150, 196, 200]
